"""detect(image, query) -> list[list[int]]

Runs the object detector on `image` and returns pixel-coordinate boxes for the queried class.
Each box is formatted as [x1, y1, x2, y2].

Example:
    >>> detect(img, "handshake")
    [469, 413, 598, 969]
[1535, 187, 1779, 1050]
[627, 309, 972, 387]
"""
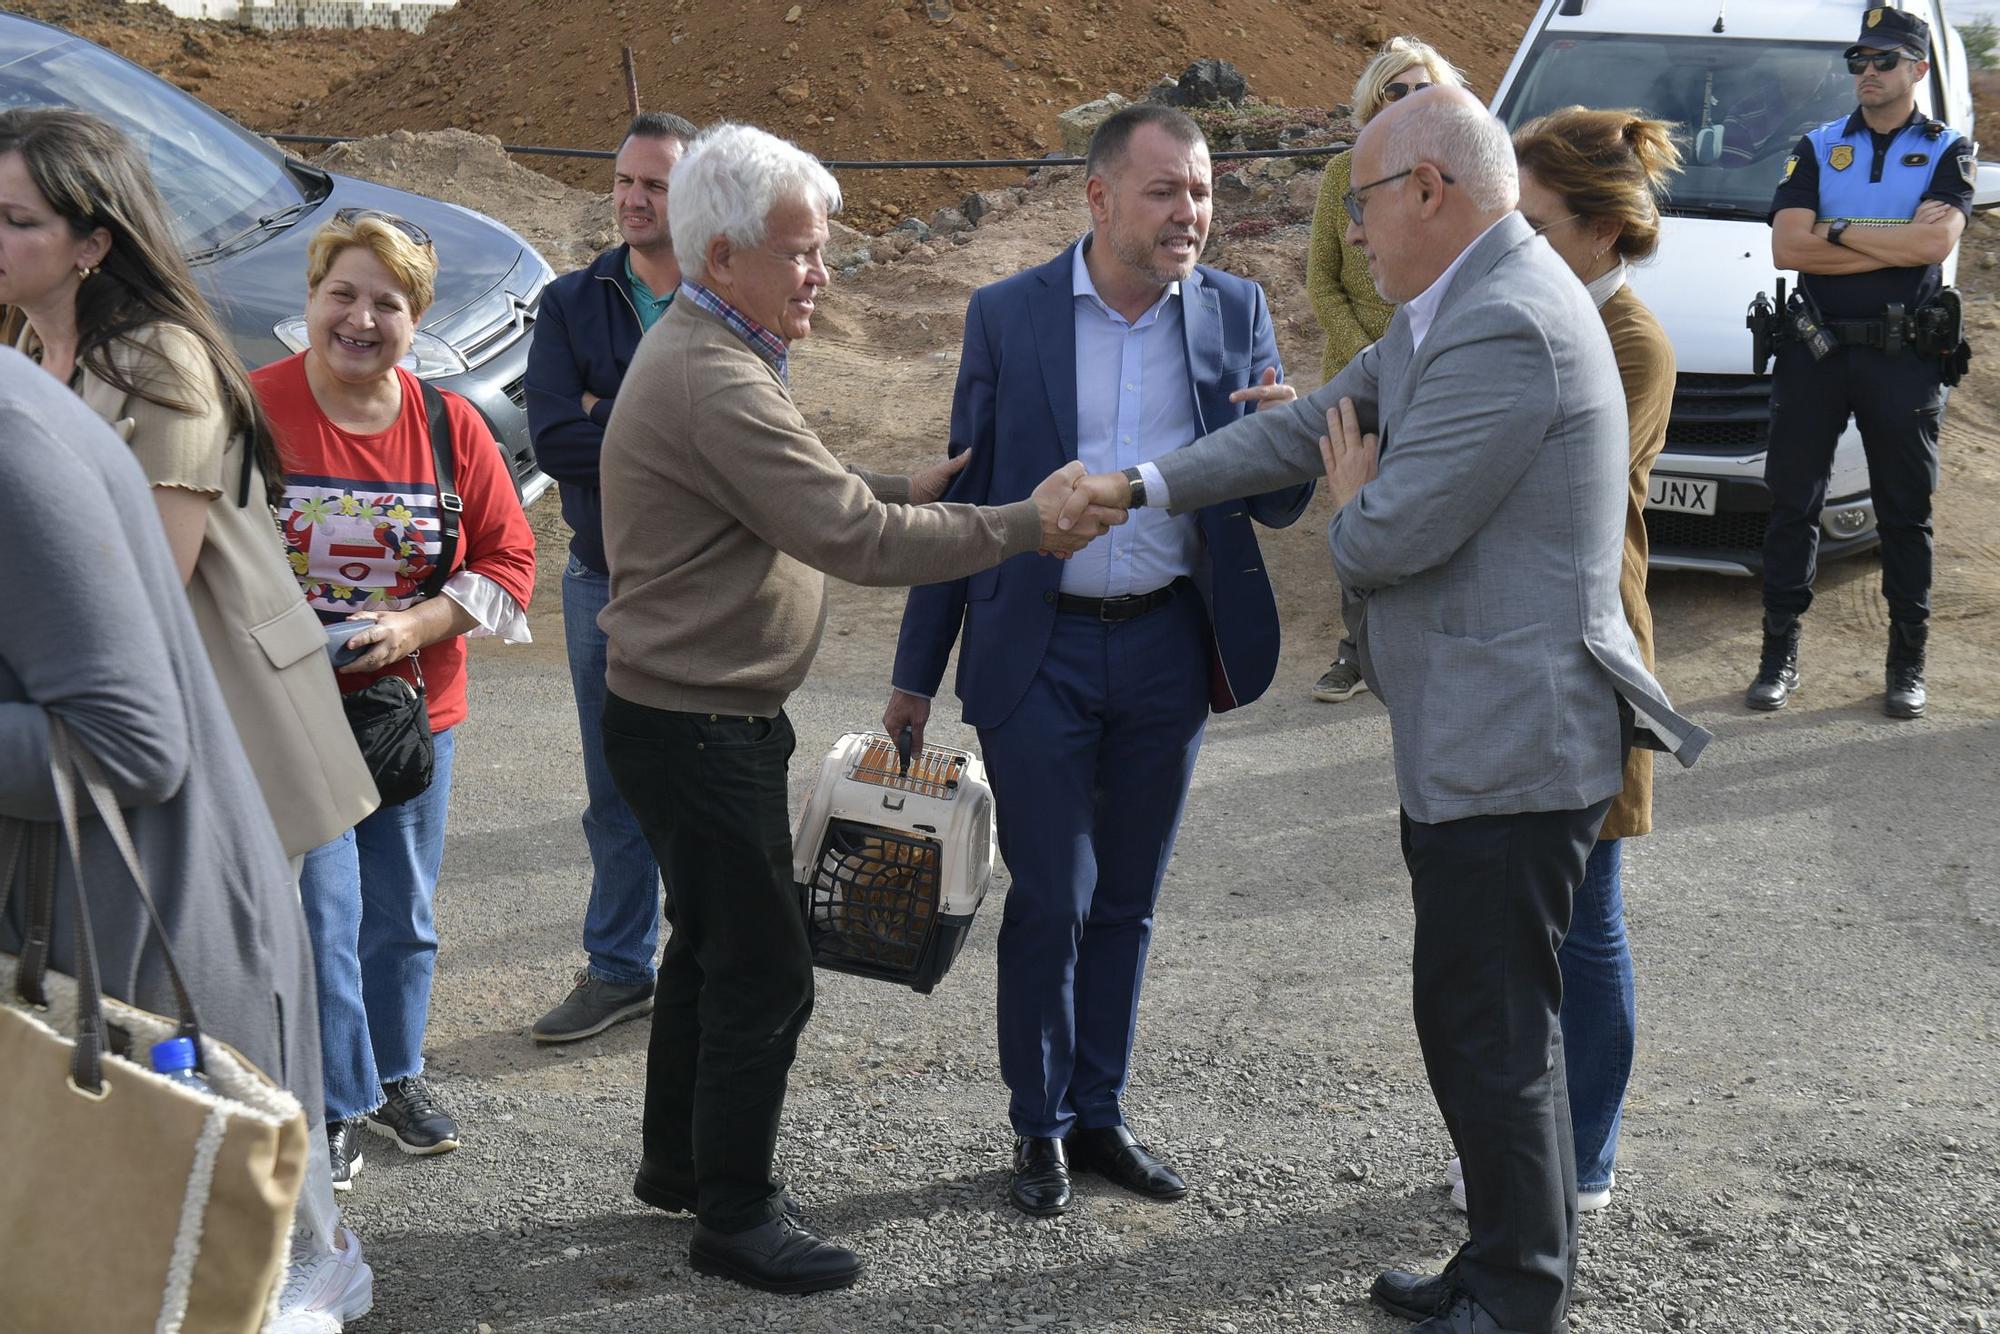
[1028, 462, 1142, 557]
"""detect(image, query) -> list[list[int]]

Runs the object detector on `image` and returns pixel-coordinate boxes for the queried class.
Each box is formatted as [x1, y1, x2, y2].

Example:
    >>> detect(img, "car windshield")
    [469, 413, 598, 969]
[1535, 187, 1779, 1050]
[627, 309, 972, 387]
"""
[1496, 34, 1927, 218]
[0, 27, 303, 253]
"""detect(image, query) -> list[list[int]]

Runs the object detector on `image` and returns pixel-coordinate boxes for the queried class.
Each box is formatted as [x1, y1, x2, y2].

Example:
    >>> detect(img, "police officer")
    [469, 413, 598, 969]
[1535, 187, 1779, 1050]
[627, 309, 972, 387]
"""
[1750, 5, 1972, 718]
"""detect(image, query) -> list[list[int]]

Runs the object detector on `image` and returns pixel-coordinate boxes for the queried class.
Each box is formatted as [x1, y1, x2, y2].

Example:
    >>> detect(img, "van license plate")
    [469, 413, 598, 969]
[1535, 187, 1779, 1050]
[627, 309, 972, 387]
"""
[1647, 475, 1717, 516]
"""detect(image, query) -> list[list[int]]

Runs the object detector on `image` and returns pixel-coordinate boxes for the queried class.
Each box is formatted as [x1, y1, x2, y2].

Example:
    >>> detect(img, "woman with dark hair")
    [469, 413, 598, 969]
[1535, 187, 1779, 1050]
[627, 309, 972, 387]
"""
[0, 106, 377, 1330]
[1503, 104, 1684, 1217]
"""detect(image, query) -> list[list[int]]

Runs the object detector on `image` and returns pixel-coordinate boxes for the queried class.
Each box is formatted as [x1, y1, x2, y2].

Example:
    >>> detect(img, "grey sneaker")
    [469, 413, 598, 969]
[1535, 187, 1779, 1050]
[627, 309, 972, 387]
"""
[531, 970, 655, 1044]
[1311, 657, 1368, 703]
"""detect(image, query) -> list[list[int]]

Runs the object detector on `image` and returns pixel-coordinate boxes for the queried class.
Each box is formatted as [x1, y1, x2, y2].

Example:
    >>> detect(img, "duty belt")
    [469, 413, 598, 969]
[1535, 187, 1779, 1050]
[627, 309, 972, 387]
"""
[1826, 315, 1914, 353]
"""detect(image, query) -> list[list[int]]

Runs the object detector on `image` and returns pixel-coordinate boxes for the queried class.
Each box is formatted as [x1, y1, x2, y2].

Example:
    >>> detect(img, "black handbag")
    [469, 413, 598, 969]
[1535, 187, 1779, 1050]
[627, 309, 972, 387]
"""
[340, 383, 460, 807]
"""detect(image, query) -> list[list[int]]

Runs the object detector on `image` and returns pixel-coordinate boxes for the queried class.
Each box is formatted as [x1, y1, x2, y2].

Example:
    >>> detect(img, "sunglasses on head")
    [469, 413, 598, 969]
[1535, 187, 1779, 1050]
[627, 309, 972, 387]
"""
[1383, 80, 1435, 102]
[331, 207, 433, 249]
[1847, 50, 1916, 74]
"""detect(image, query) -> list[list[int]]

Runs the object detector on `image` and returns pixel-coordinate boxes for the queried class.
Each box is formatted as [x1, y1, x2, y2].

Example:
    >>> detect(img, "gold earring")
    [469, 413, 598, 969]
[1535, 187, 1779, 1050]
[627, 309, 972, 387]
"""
[77, 263, 97, 281]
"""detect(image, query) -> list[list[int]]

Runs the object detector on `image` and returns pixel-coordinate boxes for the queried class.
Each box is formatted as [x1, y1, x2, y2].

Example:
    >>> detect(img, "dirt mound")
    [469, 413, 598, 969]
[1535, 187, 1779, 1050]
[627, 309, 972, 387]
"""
[284, 0, 1540, 226]
[9, 0, 412, 134]
[313, 129, 614, 274]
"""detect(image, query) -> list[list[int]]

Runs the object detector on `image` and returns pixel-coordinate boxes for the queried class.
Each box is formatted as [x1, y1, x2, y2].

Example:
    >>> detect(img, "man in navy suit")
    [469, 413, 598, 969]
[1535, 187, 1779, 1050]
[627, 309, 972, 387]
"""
[884, 105, 1311, 1218]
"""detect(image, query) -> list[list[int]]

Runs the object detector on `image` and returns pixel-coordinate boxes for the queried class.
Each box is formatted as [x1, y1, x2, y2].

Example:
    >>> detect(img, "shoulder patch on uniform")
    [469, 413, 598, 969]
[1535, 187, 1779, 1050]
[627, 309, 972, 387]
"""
[1961, 153, 1978, 187]
[1903, 152, 1931, 167]
[1829, 144, 1855, 172]
[1782, 154, 1799, 181]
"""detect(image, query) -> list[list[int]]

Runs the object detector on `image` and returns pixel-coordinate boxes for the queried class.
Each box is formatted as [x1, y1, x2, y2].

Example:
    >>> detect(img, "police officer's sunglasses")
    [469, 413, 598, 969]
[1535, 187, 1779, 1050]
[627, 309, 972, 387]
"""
[331, 207, 434, 249]
[1847, 50, 1917, 74]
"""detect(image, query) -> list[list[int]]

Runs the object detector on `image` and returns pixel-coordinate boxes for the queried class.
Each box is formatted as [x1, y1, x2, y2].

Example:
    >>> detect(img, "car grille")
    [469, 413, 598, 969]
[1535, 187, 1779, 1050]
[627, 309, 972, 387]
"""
[1666, 372, 1771, 457]
[1645, 507, 1767, 560]
[503, 377, 526, 409]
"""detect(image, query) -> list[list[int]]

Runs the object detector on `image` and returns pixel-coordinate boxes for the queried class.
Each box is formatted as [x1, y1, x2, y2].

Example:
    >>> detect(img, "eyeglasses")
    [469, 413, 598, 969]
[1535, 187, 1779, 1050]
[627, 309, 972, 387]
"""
[1383, 80, 1435, 103]
[1530, 212, 1579, 236]
[331, 207, 433, 249]
[1343, 166, 1457, 226]
[1847, 51, 1915, 74]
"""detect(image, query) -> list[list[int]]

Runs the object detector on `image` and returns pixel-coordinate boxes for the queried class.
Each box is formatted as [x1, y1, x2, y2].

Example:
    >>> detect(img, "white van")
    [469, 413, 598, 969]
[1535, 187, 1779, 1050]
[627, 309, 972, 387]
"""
[1490, 0, 1998, 574]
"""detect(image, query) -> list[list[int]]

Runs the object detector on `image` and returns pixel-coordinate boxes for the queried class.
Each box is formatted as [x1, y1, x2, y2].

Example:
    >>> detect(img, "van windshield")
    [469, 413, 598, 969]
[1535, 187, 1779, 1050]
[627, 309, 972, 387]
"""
[1495, 34, 1914, 219]
[0, 29, 306, 254]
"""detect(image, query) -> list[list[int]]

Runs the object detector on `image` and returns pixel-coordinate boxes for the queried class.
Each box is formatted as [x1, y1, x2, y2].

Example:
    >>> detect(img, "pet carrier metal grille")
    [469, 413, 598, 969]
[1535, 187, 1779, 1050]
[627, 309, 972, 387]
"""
[804, 821, 943, 978]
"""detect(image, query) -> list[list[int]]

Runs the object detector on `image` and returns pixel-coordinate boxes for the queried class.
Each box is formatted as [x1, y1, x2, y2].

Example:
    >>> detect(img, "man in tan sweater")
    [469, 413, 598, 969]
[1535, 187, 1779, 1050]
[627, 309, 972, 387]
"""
[596, 121, 1116, 1296]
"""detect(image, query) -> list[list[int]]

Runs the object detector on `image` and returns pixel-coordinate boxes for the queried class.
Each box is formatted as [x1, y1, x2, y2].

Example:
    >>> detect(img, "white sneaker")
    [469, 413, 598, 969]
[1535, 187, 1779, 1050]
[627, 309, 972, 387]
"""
[274, 1226, 374, 1330]
[1448, 1162, 1615, 1214]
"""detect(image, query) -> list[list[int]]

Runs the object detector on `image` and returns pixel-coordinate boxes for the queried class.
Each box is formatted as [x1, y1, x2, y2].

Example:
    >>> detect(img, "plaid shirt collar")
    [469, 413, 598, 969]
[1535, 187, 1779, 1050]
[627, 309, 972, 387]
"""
[679, 279, 789, 382]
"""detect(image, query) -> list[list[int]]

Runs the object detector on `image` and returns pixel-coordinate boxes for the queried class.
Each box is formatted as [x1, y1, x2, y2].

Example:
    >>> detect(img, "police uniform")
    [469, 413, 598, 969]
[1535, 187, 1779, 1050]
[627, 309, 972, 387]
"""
[1761, 8, 1972, 659]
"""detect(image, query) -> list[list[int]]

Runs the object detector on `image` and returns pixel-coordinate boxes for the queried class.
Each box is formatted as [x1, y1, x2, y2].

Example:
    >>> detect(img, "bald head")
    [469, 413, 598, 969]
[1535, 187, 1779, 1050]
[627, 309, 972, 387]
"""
[1345, 85, 1519, 303]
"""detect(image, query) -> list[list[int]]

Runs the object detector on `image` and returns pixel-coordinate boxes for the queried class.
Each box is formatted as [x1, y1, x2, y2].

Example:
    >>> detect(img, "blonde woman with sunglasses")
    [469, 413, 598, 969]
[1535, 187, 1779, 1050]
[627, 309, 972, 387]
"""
[1303, 36, 1465, 704]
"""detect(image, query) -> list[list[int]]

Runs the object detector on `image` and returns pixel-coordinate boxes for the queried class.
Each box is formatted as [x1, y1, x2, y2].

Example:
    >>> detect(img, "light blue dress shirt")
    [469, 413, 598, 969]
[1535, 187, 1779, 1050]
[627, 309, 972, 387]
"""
[1062, 239, 1201, 598]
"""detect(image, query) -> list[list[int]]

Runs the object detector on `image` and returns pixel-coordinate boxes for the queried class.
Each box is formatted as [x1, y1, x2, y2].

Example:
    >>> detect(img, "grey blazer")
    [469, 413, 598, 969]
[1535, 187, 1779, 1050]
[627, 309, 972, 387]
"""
[1155, 213, 1710, 823]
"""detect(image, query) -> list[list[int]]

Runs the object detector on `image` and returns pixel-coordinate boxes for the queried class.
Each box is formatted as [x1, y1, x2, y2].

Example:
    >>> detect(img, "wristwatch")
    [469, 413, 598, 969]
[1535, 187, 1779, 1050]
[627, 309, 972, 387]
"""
[1828, 218, 1851, 248]
[1121, 465, 1147, 508]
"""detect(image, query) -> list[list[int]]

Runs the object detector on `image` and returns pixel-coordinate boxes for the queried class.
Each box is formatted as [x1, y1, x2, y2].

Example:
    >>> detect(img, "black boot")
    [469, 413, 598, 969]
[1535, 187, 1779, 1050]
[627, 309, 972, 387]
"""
[1884, 621, 1928, 719]
[1745, 612, 1801, 711]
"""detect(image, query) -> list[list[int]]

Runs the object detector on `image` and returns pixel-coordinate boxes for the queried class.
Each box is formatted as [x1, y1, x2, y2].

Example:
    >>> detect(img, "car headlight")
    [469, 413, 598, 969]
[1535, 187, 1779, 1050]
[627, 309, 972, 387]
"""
[272, 318, 469, 381]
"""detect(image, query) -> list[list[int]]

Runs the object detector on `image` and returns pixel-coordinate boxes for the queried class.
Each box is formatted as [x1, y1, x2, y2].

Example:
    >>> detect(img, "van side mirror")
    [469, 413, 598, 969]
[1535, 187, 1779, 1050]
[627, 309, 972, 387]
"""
[1975, 161, 2000, 212]
[1693, 124, 1725, 167]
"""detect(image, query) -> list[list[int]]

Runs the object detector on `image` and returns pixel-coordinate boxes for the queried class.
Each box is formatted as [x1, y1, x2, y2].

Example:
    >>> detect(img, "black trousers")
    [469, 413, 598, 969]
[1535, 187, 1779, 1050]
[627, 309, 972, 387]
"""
[1762, 341, 1945, 625]
[600, 693, 811, 1234]
[1400, 794, 1613, 1334]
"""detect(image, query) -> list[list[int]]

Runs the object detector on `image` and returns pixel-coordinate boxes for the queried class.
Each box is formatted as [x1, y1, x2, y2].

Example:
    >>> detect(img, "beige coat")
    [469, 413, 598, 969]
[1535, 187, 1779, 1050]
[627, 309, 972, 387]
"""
[29, 322, 378, 855]
[1597, 286, 1674, 842]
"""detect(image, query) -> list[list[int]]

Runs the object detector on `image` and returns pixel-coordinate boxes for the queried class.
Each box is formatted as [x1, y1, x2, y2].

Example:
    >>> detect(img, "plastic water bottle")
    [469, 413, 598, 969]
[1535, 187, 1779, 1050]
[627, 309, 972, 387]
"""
[150, 1036, 210, 1094]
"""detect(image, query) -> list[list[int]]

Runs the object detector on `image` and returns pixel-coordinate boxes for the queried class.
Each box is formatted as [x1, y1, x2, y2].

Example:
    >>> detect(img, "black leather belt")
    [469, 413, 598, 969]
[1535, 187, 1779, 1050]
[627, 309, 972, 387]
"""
[1056, 580, 1182, 622]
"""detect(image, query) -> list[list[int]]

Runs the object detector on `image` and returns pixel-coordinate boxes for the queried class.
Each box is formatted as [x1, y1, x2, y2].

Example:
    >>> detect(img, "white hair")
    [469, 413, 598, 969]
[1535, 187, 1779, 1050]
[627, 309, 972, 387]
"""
[1385, 95, 1519, 213]
[668, 122, 842, 280]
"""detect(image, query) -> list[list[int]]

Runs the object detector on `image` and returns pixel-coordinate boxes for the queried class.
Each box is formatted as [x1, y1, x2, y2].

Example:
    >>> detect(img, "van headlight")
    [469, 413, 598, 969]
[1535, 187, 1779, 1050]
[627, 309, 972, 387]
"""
[273, 318, 469, 381]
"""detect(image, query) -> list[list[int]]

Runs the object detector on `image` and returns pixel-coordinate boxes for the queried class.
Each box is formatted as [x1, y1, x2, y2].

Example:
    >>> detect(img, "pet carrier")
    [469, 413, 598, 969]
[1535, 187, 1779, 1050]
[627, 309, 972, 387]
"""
[793, 729, 997, 993]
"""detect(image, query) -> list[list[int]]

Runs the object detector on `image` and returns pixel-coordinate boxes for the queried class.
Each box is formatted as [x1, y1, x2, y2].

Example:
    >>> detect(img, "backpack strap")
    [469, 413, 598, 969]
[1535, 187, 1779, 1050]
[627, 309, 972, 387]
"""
[418, 382, 461, 601]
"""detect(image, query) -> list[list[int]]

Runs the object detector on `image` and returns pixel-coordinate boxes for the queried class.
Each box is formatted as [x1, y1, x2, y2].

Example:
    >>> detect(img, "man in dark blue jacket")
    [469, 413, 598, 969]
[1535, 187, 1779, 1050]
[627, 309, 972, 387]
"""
[885, 106, 1310, 1218]
[526, 110, 697, 1044]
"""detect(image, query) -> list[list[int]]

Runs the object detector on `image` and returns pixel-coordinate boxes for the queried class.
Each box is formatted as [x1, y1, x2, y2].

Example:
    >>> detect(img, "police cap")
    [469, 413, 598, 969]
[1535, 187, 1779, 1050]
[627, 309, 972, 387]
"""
[1844, 7, 1930, 60]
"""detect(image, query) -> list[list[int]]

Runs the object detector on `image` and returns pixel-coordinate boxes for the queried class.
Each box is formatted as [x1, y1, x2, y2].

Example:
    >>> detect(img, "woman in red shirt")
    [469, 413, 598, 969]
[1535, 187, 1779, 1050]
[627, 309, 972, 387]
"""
[254, 212, 535, 1190]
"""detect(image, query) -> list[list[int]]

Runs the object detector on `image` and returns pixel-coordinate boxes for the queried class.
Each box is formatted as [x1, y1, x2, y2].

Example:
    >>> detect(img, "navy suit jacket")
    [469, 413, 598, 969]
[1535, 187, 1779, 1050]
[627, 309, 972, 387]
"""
[892, 243, 1311, 729]
[524, 244, 643, 573]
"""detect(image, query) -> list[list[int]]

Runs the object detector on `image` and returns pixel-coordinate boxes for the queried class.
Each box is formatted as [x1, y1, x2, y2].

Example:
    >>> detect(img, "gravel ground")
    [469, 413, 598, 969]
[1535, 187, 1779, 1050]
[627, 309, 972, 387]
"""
[330, 562, 1999, 1334]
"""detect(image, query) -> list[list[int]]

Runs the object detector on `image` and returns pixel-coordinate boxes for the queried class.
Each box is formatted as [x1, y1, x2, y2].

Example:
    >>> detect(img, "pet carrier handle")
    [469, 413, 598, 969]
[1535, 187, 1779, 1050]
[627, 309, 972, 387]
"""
[895, 724, 914, 777]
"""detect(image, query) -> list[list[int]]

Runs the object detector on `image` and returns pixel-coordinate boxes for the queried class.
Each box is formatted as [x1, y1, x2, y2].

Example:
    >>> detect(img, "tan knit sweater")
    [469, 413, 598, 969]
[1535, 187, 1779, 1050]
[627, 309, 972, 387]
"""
[599, 299, 1043, 717]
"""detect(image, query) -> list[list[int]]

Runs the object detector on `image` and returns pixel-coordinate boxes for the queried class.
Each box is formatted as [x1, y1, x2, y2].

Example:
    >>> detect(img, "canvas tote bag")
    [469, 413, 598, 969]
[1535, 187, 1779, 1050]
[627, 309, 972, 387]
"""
[0, 721, 308, 1334]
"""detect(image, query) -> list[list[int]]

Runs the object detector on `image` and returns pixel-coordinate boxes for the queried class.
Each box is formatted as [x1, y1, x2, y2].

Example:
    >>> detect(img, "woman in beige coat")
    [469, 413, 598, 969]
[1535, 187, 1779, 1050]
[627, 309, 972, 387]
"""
[0, 106, 377, 1332]
[1509, 105, 1683, 1216]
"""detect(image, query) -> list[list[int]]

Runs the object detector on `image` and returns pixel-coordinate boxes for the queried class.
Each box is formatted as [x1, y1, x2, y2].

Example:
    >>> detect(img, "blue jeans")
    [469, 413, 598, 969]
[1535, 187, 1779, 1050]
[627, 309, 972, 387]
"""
[300, 726, 457, 1123]
[563, 557, 663, 986]
[1558, 837, 1635, 1192]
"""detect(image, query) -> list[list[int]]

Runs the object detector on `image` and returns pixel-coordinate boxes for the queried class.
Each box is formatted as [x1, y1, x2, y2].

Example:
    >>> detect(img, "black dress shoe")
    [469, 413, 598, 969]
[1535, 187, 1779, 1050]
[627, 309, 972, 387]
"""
[689, 1215, 862, 1295]
[633, 1159, 800, 1221]
[1066, 1124, 1187, 1201]
[1412, 1291, 1536, 1334]
[1372, 1260, 1460, 1322]
[1009, 1136, 1071, 1217]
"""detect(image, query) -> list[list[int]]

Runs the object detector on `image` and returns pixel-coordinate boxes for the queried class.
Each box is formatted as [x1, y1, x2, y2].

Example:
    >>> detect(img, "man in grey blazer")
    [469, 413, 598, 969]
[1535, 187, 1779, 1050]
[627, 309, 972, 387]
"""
[1060, 88, 1710, 1334]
